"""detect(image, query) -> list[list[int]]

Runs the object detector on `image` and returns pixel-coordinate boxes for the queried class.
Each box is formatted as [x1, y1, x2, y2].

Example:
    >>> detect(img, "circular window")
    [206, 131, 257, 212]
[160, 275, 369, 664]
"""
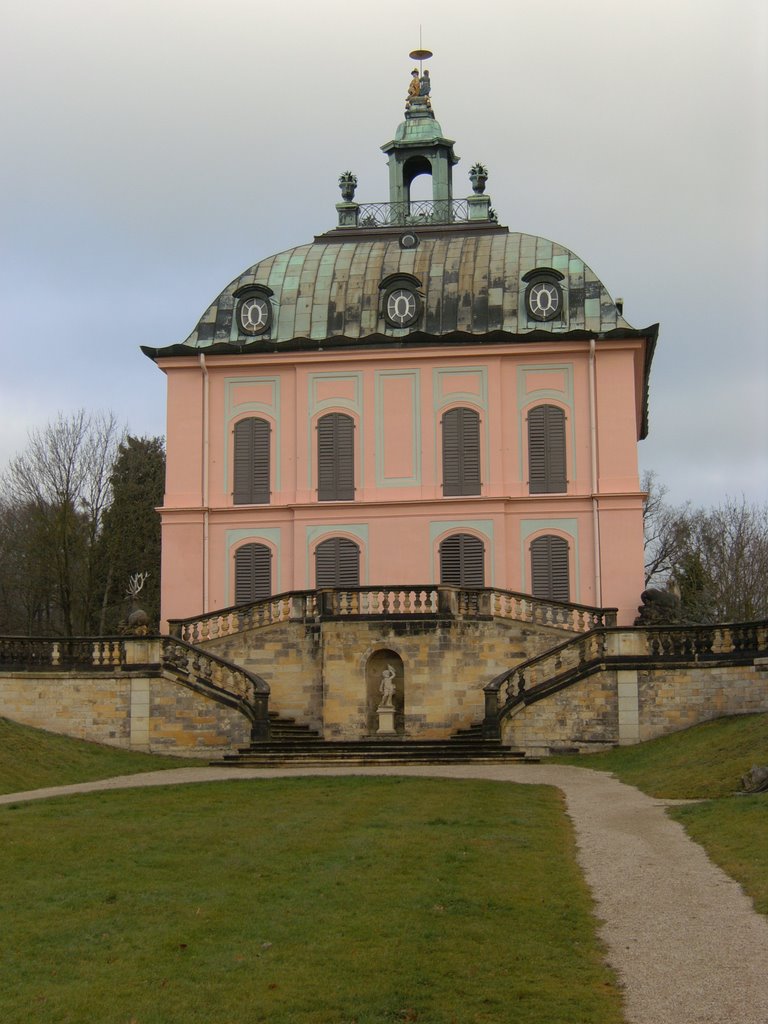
[526, 280, 562, 322]
[385, 287, 419, 328]
[238, 296, 271, 335]
[399, 232, 419, 250]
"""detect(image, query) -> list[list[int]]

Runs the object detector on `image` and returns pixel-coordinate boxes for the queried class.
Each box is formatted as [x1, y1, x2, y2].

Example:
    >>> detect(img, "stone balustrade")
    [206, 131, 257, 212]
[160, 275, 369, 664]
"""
[0, 636, 129, 671]
[483, 620, 768, 737]
[168, 586, 615, 644]
[0, 634, 271, 741]
[160, 638, 270, 740]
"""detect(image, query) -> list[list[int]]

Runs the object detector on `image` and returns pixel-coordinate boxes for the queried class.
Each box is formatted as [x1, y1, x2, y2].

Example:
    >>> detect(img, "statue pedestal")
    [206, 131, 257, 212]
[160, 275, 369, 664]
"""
[376, 706, 397, 736]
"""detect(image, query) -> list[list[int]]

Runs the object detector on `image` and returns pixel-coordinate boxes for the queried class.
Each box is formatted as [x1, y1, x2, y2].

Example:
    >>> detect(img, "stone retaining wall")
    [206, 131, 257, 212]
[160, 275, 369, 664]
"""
[203, 615, 566, 739]
[0, 671, 250, 757]
[503, 661, 768, 756]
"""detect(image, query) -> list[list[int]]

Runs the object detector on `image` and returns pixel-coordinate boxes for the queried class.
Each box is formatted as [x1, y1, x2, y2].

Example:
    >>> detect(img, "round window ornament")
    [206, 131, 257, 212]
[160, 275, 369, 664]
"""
[385, 287, 419, 328]
[399, 232, 419, 250]
[238, 296, 271, 335]
[526, 280, 562, 322]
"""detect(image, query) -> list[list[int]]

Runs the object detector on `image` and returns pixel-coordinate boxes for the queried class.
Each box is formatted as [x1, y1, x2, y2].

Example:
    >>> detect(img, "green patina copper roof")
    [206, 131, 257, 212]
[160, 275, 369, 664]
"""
[392, 114, 448, 144]
[159, 228, 635, 350]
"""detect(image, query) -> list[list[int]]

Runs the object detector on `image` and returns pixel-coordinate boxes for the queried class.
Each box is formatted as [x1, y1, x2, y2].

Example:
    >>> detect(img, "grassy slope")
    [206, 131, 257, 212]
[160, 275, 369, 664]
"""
[552, 713, 768, 799]
[0, 717, 198, 795]
[554, 713, 768, 916]
[0, 778, 624, 1024]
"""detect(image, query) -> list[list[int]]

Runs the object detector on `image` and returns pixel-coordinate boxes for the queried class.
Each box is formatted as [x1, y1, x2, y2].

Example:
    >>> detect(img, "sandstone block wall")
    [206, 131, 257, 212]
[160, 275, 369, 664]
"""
[0, 671, 250, 757]
[206, 621, 324, 730]
[0, 673, 133, 745]
[501, 660, 768, 755]
[637, 663, 768, 741]
[502, 671, 620, 755]
[203, 615, 569, 739]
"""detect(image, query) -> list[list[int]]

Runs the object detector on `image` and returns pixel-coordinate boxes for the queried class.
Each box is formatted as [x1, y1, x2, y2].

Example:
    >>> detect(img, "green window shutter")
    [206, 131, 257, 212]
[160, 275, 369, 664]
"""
[439, 533, 485, 587]
[315, 537, 360, 587]
[530, 535, 570, 602]
[442, 407, 481, 496]
[234, 543, 272, 604]
[317, 413, 355, 501]
[233, 418, 270, 505]
[528, 405, 566, 494]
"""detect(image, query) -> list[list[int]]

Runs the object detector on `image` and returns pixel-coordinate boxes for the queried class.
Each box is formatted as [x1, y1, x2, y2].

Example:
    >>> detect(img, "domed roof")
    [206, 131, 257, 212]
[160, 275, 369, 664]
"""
[157, 227, 636, 352]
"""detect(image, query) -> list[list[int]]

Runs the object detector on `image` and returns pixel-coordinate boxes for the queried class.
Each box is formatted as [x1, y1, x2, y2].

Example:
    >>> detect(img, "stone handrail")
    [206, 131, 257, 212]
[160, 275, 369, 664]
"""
[168, 586, 616, 644]
[161, 638, 270, 741]
[169, 591, 318, 643]
[483, 620, 768, 737]
[0, 636, 128, 670]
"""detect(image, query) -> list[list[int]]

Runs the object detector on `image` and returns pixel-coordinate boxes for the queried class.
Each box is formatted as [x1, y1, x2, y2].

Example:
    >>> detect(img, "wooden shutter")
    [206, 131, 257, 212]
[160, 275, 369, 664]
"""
[315, 537, 360, 587]
[234, 543, 272, 604]
[439, 533, 485, 587]
[233, 418, 270, 505]
[530, 535, 570, 602]
[317, 413, 355, 501]
[528, 405, 566, 494]
[442, 407, 481, 496]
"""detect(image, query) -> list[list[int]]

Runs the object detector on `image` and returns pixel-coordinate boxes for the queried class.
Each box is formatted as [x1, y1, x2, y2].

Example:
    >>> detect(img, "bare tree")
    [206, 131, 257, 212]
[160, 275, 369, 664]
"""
[674, 498, 768, 623]
[0, 410, 124, 635]
[643, 474, 768, 623]
[642, 471, 689, 587]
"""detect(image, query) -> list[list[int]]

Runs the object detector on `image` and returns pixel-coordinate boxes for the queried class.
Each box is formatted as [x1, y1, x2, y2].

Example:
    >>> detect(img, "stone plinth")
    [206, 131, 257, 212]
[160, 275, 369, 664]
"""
[376, 706, 397, 736]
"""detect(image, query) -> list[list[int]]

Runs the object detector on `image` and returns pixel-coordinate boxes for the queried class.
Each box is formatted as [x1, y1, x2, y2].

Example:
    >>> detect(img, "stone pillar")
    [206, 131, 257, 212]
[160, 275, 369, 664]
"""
[130, 677, 150, 750]
[617, 670, 640, 745]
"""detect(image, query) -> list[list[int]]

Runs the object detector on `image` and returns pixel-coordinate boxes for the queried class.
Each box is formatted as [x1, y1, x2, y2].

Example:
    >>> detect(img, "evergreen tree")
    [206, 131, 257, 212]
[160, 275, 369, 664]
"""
[97, 436, 165, 633]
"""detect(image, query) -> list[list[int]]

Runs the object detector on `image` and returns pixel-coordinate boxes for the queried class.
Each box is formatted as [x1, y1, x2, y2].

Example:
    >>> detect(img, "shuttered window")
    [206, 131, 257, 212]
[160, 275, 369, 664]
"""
[233, 417, 270, 504]
[442, 407, 481, 496]
[234, 543, 272, 604]
[315, 537, 361, 588]
[527, 405, 567, 494]
[317, 413, 355, 501]
[530, 535, 570, 602]
[439, 533, 485, 587]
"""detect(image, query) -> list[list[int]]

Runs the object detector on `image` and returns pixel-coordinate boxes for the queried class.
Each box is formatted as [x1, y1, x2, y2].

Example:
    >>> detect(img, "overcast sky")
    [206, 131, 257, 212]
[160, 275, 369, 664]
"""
[2, 0, 766, 508]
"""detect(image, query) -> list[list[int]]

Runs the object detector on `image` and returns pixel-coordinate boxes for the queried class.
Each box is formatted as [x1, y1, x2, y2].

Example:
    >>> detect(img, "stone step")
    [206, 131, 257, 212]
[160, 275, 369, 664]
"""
[242, 741, 517, 754]
[210, 754, 538, 767]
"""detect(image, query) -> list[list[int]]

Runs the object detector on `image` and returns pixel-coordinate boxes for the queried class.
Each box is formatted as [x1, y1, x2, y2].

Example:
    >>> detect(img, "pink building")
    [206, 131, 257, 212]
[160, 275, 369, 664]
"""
[144, 72, 656, 630]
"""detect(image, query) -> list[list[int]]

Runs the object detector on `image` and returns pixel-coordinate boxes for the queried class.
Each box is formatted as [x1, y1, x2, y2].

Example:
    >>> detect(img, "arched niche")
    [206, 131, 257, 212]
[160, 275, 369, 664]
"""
[365, 649, 404, 736]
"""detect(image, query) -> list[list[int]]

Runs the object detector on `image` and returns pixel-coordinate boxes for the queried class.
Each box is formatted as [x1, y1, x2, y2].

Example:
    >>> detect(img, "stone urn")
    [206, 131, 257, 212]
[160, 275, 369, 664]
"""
[338, 171, 358, 202]
[469, 163, 488, 195]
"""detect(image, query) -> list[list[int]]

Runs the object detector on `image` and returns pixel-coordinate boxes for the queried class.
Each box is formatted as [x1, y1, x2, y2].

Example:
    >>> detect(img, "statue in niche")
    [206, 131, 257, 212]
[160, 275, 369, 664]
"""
[379, 664, 396, 708]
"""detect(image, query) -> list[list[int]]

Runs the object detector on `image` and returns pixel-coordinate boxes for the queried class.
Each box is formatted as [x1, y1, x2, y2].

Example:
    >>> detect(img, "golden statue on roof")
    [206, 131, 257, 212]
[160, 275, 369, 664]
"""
[405, 46, 433, 115]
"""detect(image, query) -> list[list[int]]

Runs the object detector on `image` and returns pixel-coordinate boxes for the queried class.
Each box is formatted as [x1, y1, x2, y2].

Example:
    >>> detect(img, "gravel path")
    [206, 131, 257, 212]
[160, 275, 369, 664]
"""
[2, 763, 766, 1024]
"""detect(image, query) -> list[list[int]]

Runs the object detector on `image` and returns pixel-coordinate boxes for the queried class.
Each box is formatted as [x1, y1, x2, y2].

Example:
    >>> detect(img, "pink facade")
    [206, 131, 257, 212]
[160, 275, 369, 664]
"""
[157, 334, 649, 626]
[147, 87, 656, 631]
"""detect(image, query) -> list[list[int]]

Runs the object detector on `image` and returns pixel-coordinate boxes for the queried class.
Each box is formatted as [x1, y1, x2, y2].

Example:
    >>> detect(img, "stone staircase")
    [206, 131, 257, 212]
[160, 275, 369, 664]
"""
[209, 713, 537, 767]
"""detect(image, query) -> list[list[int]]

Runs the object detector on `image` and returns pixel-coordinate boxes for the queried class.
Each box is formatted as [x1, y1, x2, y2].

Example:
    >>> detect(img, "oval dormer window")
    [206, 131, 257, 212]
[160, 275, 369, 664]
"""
[234, 285, 274, 337]
[523, 269, 565, 323]
[379, 273, 422, 329]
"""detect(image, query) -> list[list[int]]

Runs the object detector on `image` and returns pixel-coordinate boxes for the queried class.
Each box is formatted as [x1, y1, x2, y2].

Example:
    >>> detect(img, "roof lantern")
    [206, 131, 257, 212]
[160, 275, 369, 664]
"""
[336, 50, 494, 230]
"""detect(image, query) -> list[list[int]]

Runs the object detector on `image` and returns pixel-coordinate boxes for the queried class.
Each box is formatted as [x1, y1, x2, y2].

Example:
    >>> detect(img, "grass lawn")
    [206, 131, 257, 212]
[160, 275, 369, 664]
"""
[553, 713, 768, 918]
[669, 796, 768, 916]
[0, 777, 624, 1024]
[551, 712, 768, 799]
[0, 718, 199, 795]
